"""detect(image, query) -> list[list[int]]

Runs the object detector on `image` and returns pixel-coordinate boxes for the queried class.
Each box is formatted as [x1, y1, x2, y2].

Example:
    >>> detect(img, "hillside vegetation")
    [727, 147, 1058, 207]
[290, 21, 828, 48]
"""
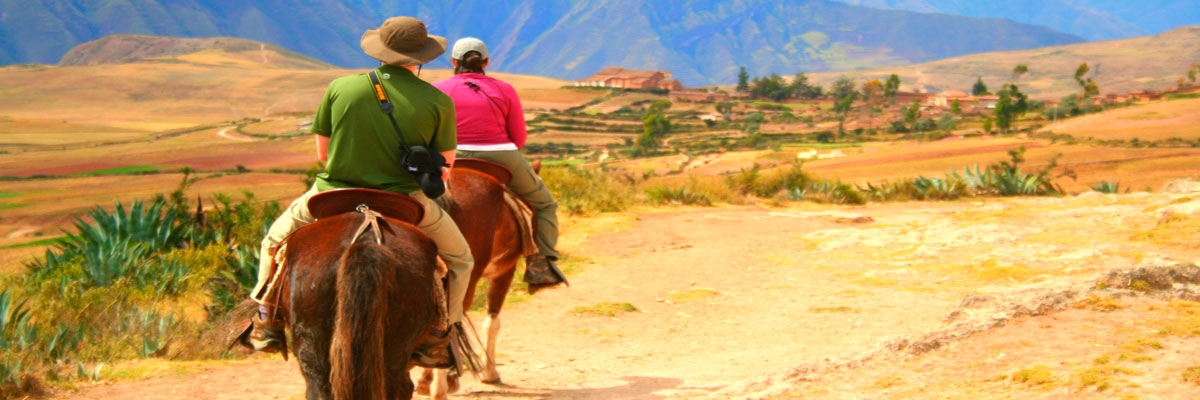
[59, 35, 334, 69]
[809, 26, 1200, 99]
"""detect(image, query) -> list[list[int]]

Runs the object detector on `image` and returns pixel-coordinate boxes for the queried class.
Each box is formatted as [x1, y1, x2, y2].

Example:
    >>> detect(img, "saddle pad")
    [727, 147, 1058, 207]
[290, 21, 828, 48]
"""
[455, 158, 512, 185]
[307, 188, 424, 225]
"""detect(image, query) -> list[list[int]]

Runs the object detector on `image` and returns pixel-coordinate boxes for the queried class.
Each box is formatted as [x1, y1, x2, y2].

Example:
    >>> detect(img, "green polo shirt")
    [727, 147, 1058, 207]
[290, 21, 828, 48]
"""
[311, 65, 457, 193]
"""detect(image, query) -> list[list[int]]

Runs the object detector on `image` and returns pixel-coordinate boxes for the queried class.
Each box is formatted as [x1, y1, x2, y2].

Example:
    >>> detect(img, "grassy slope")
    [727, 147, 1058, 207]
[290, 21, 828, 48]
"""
[808, 26, 1200, 100]
[1040, 97, 1200, 141]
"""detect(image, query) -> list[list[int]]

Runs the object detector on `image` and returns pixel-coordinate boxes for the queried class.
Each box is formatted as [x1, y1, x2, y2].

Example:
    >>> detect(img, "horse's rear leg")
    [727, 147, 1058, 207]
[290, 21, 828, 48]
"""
[481, 313, 502, 384]
[431, 368, 454, 400]
[416, 368, 433, 396]
[482, 269, 514, 384]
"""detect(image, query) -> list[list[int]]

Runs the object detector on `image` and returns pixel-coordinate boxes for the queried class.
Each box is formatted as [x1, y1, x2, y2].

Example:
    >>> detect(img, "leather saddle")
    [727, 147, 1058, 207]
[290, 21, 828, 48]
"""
[455, 158, 512, 185]
[307, 188, 424, 225]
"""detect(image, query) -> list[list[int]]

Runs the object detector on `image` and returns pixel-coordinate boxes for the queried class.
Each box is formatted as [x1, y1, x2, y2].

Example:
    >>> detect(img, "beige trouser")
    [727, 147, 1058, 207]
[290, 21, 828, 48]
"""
[253, 187, 474, 323]
[457, 149, 560, 259]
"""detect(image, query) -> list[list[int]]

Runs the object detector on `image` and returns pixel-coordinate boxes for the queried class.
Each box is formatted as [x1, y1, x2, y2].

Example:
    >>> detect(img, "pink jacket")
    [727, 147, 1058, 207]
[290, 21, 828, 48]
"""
[432, 73, 526, 148]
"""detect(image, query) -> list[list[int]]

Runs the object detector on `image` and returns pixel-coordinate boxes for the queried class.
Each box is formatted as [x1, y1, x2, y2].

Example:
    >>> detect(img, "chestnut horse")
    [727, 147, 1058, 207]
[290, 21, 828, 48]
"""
[287, 206, 438, 400]
[417, 161, 532, 399]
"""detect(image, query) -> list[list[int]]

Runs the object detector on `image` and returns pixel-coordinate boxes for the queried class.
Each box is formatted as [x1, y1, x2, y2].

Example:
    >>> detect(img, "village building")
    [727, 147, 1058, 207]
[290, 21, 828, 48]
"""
[575, 67, 684, 91]
[927, 90, 971, 108]
[924, 90, 998, 110]
[893, 91, 932, 105]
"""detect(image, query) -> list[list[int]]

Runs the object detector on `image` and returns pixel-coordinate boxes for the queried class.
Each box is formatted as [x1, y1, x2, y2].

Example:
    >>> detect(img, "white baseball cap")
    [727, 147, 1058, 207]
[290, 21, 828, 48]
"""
[450, 37, 488, 60]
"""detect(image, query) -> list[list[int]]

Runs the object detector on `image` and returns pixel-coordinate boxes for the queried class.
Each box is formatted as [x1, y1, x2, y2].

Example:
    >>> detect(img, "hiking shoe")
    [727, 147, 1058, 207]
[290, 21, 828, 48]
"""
[525, 255, 569, 294]
[237, 314, 286, 353]
[413, 328, 454, 369]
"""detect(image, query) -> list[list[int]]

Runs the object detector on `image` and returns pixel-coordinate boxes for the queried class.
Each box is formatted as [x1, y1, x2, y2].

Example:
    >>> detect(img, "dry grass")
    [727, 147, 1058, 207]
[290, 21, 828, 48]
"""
[571, 302, 638, 317]
[1041, 98, 1200, 141]
[801, 136, 1200, 192]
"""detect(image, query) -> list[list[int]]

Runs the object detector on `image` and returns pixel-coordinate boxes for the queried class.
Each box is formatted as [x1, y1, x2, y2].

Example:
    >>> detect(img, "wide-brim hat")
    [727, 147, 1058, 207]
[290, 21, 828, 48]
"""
[361, 16, 447, 66]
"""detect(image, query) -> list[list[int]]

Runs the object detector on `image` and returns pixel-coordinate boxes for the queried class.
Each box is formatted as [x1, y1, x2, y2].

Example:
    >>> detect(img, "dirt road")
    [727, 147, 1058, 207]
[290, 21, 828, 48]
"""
[57, 188, 1200, 399]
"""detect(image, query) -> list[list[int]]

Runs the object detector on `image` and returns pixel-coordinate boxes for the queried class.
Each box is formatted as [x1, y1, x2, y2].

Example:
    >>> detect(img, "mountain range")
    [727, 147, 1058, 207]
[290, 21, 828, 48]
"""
[0, 0, 1093, 85]
[834, 0, 1199, 41]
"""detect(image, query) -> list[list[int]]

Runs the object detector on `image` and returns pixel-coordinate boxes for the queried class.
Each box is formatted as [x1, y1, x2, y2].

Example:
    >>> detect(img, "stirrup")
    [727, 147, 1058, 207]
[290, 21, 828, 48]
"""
[526, 256, 569, 294]
[413, 329, 454, 369]
[231, 314, 288, 359]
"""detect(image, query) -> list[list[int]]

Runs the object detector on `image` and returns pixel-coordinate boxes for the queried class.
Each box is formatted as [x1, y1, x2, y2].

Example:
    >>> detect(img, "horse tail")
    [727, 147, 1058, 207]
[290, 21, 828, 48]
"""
[329, 233, 393, 400]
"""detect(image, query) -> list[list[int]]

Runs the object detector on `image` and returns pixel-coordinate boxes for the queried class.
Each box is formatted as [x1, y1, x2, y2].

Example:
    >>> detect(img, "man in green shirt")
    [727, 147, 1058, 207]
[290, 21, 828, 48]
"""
[244, 17, 473, 368]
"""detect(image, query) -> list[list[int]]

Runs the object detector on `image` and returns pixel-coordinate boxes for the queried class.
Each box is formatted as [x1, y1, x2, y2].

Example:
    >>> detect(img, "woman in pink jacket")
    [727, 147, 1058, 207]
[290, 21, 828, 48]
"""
[433, 38, 566, 292]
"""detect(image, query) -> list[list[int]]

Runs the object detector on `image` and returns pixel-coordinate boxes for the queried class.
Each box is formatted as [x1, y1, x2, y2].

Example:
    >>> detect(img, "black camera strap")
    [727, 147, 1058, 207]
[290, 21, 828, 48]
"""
[367, 70, 439, 157]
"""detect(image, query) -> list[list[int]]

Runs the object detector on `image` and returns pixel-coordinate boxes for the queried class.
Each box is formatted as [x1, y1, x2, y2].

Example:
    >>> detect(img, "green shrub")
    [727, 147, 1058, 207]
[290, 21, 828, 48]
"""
[645, 187, 713, 206]
[798, 181, 867, 205]
[542, 166, 633, 215]
[3, 178, 281, 395]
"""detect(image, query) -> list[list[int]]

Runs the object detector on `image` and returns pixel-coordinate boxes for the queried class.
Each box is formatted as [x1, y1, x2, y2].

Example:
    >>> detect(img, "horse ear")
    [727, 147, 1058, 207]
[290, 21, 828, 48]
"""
[531, 160, 541, 175]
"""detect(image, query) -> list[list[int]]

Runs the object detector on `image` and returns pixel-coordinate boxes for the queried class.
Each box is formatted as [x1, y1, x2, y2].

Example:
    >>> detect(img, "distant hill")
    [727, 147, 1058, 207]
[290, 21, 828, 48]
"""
[835, 0, 1199, 41]
[0, 0, 1083, 85]
[807, 26, 1200, 100]
[0, 37, 569, 132]
[59, 35, 334, 69]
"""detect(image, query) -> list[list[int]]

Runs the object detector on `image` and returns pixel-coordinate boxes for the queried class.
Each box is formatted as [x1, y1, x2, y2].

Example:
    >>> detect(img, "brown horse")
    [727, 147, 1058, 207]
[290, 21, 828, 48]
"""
[286, 199, 437, 400]
[416, 161, 533, 398]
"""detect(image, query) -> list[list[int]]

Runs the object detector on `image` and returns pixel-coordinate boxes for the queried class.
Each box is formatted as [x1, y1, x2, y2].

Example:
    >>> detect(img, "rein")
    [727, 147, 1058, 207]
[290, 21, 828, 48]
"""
[350, 204, 384, 246]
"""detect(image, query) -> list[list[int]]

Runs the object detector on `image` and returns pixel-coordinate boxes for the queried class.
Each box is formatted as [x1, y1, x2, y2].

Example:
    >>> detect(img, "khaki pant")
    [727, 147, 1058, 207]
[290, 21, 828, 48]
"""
[253, 187, 474, 323]
[457, 149, 559, 259]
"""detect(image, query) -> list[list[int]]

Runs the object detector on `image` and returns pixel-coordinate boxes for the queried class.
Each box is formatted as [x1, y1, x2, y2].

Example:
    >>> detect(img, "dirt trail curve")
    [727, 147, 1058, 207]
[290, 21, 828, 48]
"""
[216, 126, 256, 142]
[57, 190, 1200, 399]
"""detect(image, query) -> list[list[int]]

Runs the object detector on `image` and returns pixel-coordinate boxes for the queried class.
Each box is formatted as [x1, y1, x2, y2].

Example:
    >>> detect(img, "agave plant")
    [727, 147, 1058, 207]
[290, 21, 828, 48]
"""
[913, 177, 968, 200]
[0, 290, 31, 351]
[1090, 181, 1128, 194]
[66, 200, 189, 256]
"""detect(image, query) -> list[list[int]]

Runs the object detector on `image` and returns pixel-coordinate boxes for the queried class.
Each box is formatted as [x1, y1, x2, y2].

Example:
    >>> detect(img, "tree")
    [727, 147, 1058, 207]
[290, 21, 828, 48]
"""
[750, 74, 789, 101]
[789, 72, 822, 99]
[884, 74, 901, 102]
[860, 79, 884, 130]
[994, 84, 1027, 134]
[972, 77, 990, 95]
[829, 77, 857, 102]
[829, 78, 858, 138]
[648, 100, 672, 113]
[742, 112, 764, 135]
[736, 66, 750, 92]
[982, 116, 993, 134]
[1189, 69, 1197, 84]
[903, 100, 922, 132]
[950, 99, 962, 115]
[637, 106, 671, 154]
[1074, 63, 1099, 98]
[715, 101, 736, 121]
[1012, 64, 1028, 81]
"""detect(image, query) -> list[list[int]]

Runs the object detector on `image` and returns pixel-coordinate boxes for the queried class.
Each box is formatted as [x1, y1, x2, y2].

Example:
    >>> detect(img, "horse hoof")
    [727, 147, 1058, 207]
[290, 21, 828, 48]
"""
[481, 375, 501, 385]
[447, 374, 460, 394]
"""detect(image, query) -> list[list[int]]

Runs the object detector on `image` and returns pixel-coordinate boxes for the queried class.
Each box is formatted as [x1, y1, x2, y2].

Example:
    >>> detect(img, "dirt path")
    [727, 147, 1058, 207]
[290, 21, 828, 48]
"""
[56, 187, 1200, 399]
[216, 126, 256, 142]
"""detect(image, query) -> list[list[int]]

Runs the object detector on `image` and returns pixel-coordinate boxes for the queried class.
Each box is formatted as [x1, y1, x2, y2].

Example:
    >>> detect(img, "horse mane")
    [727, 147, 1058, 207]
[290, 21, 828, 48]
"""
[328, 222, 394, 400]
